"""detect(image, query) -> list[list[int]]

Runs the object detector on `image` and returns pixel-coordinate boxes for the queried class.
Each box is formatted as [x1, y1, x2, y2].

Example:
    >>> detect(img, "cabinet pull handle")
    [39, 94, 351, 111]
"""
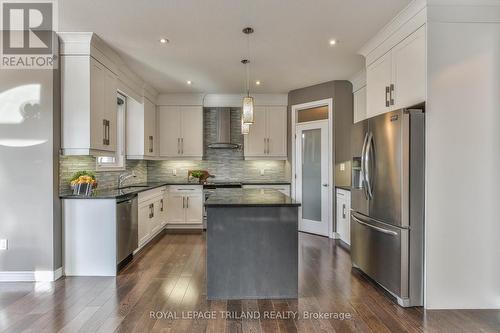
[390, 84, 395, 106]
[181, 138, 184, 155]
[187, 196, 189, 209]
[182, 196, 185, 209]
[385, 86, 390, 107]
[267, 138, 270, 154]
[103, 119, 107, 145]
[177, 138, 180, 154]
[160, 199, 164, 212]
[264, 138, 266, 154]
[342, 204, 346, 219]
[149, 136, 154, 153]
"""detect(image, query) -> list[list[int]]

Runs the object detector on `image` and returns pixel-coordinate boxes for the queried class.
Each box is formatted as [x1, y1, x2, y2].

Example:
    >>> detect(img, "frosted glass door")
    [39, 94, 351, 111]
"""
[295, 121, 329, 236]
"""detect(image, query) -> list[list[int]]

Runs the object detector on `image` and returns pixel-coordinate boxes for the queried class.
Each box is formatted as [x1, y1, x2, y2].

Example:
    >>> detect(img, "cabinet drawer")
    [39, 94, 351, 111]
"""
[166, 185, 202, 193]
[138, 187, 166, 203]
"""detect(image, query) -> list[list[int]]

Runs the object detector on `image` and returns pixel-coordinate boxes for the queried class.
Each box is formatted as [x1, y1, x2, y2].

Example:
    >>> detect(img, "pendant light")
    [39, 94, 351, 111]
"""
[241, 27, 254, 125]
[241, 116, 250, 135]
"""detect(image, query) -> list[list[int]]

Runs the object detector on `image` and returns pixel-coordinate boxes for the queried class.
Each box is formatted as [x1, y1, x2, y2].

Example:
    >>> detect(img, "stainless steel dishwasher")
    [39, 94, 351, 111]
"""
[116, 193, 138, 269]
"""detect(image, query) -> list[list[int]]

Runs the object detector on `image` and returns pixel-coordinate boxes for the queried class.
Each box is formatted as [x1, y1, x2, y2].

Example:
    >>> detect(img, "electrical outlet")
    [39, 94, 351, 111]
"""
[260, 169, 265, 176]
[340, 163, 345, 171]
[173, 169, 177, 176]
[0, 239, 7, 250]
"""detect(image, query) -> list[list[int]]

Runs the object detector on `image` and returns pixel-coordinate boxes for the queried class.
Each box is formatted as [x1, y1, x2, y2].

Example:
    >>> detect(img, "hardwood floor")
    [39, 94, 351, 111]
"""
[0, 232, 499, 333]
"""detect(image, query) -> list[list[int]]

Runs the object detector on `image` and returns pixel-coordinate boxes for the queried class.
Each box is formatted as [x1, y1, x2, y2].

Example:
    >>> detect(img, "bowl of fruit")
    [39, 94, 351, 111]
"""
[70, 171, 98, 195]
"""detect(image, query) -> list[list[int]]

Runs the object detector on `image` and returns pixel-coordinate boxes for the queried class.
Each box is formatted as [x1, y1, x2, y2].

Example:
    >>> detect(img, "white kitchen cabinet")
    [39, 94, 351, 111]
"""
[138, 187, 166, 248]
[126, 97, 158, 159]
[62, 56, 118, 155]
[391, 25, 426, 110]
[244, 106, 287, 159]
[366, 51, 393, 118]
[165, 186, 203, 226]
[353, 86, 367, 124]
[138, 201, 152, 247]
[242, 184, 291, 196]
[336, 189, 351, 245]
[158, 106, 203, 159]
[366, 25, 426, 119]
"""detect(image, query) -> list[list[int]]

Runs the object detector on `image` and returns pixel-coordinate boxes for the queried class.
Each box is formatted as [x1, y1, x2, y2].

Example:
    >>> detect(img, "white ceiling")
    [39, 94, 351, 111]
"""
[59, 0, 411, 94]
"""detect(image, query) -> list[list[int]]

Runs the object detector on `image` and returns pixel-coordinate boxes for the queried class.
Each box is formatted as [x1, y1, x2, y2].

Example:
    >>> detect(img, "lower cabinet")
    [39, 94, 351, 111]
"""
[336, 188, 351, 245]
[165, 185, 203, 226]
[138, 187, 167, 248]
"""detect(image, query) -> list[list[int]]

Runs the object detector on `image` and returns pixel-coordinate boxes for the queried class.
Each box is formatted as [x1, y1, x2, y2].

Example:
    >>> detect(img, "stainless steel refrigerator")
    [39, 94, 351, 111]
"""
[351, 108, 425, 307]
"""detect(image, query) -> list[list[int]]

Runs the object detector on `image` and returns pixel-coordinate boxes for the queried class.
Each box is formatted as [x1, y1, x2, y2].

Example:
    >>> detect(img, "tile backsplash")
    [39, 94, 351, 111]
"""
[59, 156, 147, 192]
[147, 160, 291, 183]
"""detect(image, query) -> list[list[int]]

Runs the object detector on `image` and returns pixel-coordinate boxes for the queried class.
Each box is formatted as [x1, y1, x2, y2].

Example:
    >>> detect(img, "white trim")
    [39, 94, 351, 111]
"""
[291, 98, 334, 239]
[0, 267, 63, 282]
[358, 0, 427, 57]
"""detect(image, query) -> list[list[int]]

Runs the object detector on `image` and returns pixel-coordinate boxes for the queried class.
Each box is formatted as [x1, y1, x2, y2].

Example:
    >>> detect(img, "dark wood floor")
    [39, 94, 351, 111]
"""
[0, 232, 499, 333]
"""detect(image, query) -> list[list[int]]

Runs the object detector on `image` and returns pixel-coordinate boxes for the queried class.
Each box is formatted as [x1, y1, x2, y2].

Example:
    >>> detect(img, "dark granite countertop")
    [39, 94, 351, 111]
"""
[204, 188, 300, 207]
[241, 181, 291, 186]
[60, 180, 293, 199]
[335, 185, 352, 191]
[60, 181, 201, 199]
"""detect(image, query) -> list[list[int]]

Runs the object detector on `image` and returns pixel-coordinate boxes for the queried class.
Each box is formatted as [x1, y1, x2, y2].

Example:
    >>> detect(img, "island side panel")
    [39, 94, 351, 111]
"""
[207, 206, 298, 300]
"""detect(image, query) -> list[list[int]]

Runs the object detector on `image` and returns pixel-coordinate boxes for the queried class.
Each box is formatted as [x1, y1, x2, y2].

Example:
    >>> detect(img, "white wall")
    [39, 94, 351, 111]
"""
[425, 6, 500, 308]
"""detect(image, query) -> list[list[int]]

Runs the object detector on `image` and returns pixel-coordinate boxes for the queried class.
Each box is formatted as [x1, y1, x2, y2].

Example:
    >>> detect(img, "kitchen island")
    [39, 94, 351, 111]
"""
[205, 188, 300, 300]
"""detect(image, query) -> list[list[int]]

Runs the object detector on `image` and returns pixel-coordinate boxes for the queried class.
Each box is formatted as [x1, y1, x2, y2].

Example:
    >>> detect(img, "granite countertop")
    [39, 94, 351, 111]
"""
[335, 185, 352, 191]
[60, 180, 292, 199]
[59, 181, 199, 199]
[204, 188, 300, 207]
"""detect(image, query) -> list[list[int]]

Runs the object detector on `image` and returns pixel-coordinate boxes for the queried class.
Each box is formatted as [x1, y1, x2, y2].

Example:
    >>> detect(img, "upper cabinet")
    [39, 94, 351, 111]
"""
[61, 53, 118, 156]
[366, 25, 426, 119]
[244, 106, 287, 160]
[126, 97, 158, 159]
[353, 86, 367, 124]
[158, 106, 203, 159]
[60, 32, 159, 156]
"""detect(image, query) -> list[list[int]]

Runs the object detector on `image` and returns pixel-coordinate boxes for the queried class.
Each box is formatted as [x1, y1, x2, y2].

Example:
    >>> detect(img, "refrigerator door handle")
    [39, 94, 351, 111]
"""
[360, 132, 370, 200]
[364, 132, 374, 199]
[351, 214, 398, 236]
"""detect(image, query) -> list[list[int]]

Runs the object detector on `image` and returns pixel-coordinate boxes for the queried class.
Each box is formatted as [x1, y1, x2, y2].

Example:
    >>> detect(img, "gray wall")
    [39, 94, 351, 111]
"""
[288, 80, 353, 187]
[0, 47, 61, 271]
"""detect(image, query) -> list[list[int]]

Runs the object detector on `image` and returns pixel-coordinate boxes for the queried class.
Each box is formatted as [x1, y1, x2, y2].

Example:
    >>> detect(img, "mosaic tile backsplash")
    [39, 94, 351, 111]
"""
[59, 156, 147, 192]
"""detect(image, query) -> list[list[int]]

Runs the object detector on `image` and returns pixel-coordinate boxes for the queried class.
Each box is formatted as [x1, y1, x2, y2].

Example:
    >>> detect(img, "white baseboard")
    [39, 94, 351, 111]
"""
[0, 267, 64, 282]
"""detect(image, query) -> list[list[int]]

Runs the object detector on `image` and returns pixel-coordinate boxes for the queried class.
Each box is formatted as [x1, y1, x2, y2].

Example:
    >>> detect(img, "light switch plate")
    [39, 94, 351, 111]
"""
[0, 239, 7, 250]
[340, 163, 345, 171]
[260, 169, 265, 176]
[173, 169, 177, 176]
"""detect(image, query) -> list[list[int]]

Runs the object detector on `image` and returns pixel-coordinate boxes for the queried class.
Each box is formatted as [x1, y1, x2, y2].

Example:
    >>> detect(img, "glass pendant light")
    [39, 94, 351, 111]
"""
[241, 27, 254, 124]
[241, 116, 250, 135]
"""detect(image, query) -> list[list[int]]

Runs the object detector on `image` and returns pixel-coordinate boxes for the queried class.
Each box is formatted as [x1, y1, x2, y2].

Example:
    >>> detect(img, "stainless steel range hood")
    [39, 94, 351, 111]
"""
[207, 108, 240, 149]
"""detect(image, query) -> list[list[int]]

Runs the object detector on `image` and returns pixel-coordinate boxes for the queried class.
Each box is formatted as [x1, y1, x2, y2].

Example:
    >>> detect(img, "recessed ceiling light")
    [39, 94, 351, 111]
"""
[159, 38, 169, 44]
[329, 39, 337, 46]
[187, 80, 192, 85]
[255, 81, 261, 85]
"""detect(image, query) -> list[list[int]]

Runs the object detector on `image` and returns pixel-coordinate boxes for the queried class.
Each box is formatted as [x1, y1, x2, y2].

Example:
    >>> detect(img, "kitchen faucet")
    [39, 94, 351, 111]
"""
[118, 171, 136, 188]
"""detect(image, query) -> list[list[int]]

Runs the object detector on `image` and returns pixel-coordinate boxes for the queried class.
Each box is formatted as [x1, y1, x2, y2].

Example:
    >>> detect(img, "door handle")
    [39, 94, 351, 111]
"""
[342, 204, 346, 219]
[351, 214, 397, 236]
[385, 86, 390, 107]
[360, 132, 369, 200]
[364, 132, 374, 199]
[390, 84, 395, 106]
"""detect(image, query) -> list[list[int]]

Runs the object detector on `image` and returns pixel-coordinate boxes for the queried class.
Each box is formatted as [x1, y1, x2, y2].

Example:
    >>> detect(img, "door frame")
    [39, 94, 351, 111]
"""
[291, 98, 334, 238]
